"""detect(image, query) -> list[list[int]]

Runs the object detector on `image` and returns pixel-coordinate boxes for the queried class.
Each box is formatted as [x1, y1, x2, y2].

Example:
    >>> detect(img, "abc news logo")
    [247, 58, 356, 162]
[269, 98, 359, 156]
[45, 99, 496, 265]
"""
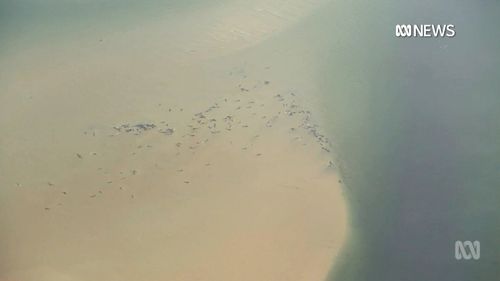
[395, 24, 455, 38]
[455, 241, 480, 260]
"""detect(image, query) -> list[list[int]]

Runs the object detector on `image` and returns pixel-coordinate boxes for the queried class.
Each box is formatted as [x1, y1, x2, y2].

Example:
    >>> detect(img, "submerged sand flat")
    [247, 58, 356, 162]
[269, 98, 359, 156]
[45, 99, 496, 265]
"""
[0, 1, 347, 280]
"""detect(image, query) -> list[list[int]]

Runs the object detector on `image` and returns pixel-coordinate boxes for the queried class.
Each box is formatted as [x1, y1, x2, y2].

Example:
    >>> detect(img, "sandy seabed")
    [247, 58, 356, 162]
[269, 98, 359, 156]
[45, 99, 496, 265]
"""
[0, 1, 348, 280]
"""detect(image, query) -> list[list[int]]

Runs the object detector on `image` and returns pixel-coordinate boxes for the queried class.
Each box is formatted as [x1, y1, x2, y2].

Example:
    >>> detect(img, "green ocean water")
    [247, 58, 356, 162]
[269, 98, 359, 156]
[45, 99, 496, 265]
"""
[312, 1, 500, 281]
[1, 1, 498, 281]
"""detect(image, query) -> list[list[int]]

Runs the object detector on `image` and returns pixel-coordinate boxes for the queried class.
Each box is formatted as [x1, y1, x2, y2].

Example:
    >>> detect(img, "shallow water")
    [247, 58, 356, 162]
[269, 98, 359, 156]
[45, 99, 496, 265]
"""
[0, 0, 213, 56]
[1, 1, 499, 280]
